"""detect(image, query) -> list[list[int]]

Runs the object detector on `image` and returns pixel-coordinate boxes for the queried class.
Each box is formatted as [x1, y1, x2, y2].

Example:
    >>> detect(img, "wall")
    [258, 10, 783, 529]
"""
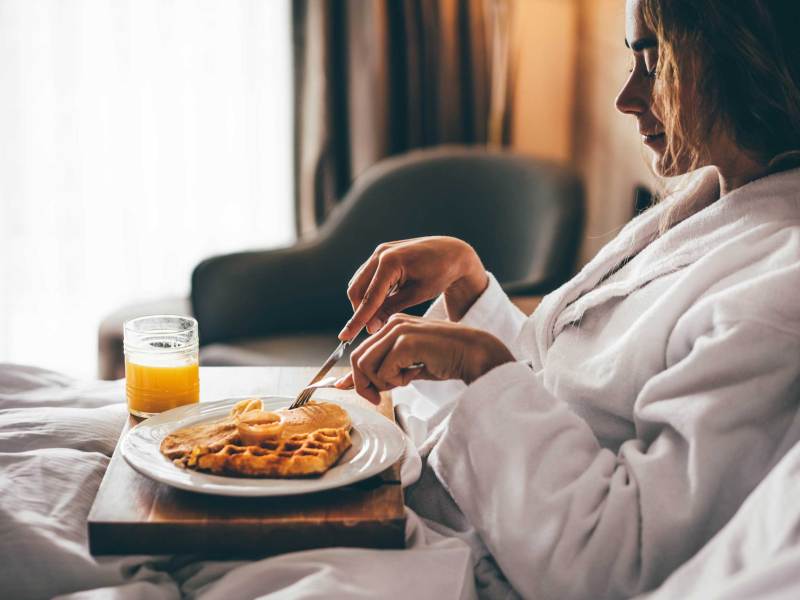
[509, 0, 577, 163]
[510, 0, 657, 265]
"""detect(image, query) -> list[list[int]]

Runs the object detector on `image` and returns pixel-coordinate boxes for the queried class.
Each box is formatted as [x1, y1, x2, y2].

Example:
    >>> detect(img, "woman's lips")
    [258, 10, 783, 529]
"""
[642, 132, 665, 146]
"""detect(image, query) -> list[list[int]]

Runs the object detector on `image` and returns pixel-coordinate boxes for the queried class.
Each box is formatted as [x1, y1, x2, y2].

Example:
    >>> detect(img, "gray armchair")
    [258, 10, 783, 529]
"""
[98, 146, 583, 380]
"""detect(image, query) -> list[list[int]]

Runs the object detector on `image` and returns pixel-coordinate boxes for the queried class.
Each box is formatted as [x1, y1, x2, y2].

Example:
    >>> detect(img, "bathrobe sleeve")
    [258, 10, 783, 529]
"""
[428, 317, 800, 600]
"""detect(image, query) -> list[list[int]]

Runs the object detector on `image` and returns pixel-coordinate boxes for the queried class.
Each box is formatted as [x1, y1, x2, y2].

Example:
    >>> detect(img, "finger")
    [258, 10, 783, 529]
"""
[377, 337, 442, 387]
[349, 345, 382, 404]
[355, 333, 402, 392]
[354, 378, 381, 404]
[346, 255, 380, 311]
[368, 287, 429, 332]
[349, 324, 408, 397]
[334, 372, 354, 389]
[340, 258, 401, 340]
[361, 312, 421, 349]
[358, 322, 426, 391]
[347, 241, 403, 306]
[395, 364, 431, 387]
[350, 364, 380, 403]
[346, 313, 418, 371]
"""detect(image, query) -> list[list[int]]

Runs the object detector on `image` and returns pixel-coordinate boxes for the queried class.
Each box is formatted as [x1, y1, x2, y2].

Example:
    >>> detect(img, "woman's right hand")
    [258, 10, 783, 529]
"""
[338, 236, 488, 341]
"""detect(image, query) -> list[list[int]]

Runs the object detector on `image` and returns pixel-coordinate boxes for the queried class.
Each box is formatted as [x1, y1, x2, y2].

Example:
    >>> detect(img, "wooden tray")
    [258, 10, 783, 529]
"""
[87, 367, 405, 557]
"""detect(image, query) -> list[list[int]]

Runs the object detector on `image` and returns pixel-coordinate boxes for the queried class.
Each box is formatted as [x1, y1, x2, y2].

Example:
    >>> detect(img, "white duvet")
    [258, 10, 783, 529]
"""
[2, 362, 800, 599]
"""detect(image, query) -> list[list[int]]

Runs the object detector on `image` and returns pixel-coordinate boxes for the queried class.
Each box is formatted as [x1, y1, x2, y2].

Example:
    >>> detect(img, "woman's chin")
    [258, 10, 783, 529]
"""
[651, 151, 695, 178]
[645, 137, 695, 177]
[648, 146, 686, 177]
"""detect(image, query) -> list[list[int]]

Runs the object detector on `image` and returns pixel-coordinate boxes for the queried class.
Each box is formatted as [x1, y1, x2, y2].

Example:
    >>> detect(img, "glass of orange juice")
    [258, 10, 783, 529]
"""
[123, 315, 200, 418]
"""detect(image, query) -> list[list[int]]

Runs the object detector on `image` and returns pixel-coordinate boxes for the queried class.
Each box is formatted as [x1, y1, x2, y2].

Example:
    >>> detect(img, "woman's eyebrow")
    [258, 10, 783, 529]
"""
[625, 37, 658, 51]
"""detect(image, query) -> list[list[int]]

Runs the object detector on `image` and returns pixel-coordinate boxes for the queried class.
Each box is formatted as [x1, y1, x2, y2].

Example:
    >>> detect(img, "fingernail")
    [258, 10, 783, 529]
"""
[367, 317, 382, 333]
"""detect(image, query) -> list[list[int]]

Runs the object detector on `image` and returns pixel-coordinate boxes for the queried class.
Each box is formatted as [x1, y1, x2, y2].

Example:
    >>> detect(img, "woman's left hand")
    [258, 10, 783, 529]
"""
[335, 314, 515, 404]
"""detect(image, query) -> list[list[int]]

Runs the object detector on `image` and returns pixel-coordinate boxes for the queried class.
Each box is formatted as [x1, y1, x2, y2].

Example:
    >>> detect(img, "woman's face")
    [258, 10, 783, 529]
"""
[615, 0, 673, 175]
[616, 0, 770, 190]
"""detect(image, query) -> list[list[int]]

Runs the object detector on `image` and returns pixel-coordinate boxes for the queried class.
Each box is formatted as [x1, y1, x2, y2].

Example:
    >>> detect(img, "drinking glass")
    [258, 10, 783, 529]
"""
[123, 315, 199, 418]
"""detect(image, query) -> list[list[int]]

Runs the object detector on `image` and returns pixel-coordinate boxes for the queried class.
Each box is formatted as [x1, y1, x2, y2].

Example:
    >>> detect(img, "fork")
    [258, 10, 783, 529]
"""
[289, 375, 342, 407]
[289, 340, 351, 409]
[291, 364, 426, 409]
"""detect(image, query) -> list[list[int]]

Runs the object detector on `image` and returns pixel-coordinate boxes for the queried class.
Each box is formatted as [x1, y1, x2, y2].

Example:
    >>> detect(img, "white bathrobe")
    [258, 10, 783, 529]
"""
[639, 437, 800, 599]
[414, 166, 800, 599]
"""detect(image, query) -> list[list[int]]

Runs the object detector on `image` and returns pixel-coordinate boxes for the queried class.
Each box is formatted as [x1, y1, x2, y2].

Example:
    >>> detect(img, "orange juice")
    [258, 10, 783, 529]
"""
[123, 315, 200, 417]
[125, 360, 199, 416]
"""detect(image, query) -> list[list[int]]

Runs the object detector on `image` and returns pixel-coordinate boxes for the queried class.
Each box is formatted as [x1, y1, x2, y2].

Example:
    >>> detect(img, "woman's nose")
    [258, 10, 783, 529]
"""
[615, 71, 648, 116]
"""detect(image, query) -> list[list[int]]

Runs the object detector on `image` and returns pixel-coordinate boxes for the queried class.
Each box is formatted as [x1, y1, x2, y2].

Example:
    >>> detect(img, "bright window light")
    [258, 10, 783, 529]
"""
[0, 0, 294, 378]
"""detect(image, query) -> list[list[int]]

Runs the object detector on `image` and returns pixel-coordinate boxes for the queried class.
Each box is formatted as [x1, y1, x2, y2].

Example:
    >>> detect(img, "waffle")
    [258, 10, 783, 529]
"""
[160, 399, 352, 477]
[186, 427, 352, 477]
[160, 419, 239, 460]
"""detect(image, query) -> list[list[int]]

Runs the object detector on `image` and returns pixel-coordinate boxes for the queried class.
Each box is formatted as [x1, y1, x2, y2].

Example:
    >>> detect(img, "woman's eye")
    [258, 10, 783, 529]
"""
[644, 50, 659, 78]
[627, 54, 657, 78]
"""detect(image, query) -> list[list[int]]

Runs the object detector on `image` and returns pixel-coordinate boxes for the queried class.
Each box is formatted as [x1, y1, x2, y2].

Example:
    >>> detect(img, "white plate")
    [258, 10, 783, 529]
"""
[121, 396, 406, 497]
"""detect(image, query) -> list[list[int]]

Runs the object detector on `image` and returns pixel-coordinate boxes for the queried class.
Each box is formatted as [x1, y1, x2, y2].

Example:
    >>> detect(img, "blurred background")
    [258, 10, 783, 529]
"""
[0, 0, 655, 379]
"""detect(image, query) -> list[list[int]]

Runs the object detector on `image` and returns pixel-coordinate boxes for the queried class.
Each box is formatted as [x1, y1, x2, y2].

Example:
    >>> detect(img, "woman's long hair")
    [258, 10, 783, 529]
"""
[642, 1, 800, 177]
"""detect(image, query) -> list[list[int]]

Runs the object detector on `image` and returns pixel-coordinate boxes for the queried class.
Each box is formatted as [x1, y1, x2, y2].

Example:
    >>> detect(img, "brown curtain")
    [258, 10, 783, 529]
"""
[292, 0, 514, 237]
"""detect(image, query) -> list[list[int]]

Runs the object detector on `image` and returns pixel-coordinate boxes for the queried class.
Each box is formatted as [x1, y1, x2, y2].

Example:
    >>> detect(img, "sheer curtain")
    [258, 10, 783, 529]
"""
[0, 0, 294, 377]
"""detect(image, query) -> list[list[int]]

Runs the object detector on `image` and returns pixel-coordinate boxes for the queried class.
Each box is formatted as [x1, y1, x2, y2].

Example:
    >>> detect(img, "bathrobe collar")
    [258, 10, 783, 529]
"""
[527, 165, 800, 356]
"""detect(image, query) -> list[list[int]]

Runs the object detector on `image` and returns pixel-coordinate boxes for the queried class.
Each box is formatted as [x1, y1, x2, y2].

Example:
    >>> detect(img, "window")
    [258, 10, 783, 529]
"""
[0, 0, 294, 377]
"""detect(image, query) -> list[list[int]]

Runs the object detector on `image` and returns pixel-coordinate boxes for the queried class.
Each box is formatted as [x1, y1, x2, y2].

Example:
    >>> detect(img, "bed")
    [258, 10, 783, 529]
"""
[1, 363, 798, 599]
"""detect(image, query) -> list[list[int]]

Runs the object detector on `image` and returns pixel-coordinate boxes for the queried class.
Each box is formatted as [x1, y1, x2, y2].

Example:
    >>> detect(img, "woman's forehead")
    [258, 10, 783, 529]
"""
[625, 0, 657, 50]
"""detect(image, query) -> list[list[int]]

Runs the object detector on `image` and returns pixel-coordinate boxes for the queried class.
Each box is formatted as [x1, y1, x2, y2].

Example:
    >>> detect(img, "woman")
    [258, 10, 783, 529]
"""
[335, 0, 800, 598]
